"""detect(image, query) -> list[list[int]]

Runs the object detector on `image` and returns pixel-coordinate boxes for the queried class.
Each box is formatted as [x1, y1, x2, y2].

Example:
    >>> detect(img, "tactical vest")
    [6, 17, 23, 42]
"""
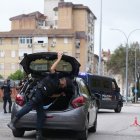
[37, 75, 60, 96]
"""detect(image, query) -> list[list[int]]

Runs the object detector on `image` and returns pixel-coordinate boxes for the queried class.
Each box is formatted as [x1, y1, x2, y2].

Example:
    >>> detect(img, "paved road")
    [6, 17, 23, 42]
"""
[0, 102, 140, 140]
[88, 103, 140, 140]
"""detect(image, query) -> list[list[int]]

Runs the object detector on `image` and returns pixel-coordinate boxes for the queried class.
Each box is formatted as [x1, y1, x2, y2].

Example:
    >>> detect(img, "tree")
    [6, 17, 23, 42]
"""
[107, 42, 140, 84]
[8, 70, 25, 80]
[0, 74, 3, 79]
[107, 44, 126, 79]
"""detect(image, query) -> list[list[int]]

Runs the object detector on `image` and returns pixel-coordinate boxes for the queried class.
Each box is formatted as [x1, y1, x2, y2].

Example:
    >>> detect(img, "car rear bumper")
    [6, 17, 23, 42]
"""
[13, 105, 87, 131]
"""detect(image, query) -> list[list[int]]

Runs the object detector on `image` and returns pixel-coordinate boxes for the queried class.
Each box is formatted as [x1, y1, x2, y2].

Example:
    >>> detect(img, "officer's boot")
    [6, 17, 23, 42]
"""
[4, 109, 7, 113]
[9, 105, 12, 113]
[7, 116, 18, 131]
[36, 130, 43, 140]
[4, 106, 7, 113]
[9, 108, 11, 113]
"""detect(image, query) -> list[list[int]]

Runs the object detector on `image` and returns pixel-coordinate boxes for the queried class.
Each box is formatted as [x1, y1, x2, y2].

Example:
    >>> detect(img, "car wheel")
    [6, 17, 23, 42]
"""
[77, 128, 88, 140]
[114, 103, 122, 113]
[77, 117, 88, 140]
[88, 115, 97, 133]
[12, 129, 25, 137]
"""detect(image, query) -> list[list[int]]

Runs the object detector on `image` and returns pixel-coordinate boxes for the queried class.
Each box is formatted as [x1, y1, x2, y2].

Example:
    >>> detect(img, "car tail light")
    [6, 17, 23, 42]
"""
[16, 94, 25, 106]
[71, 96, 86, 108]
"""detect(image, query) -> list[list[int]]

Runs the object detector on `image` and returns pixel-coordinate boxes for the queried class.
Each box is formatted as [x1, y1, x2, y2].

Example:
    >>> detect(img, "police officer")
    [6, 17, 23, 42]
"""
[1, 79, 12, 113]
[7, 52, 72, 140]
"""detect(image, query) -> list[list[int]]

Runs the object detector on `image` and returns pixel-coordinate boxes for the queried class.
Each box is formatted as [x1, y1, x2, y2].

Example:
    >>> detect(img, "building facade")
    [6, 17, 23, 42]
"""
[44, 1, 97, 73]
[0, 1, 96, 78]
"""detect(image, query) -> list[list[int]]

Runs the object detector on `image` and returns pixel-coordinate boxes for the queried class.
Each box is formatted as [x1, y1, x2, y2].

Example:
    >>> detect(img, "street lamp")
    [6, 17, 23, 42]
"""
[134, 46, 137, 103]
[111, 29, 140, 103]
[98, 0, 102, 75]
[134, 42, 139, 103]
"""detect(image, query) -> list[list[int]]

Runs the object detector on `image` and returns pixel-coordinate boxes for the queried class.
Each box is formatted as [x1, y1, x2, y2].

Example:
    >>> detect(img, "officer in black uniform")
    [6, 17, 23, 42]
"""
[7, 52, 73, 140]
[1, 79, 12, 113]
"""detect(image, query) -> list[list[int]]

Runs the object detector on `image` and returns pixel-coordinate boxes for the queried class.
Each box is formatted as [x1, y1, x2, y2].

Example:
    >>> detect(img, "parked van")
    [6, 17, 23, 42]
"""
[78, 72, 123, 113]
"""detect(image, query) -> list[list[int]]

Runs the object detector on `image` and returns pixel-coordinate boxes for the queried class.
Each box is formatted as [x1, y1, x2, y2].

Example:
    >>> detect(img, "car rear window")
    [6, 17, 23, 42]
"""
[29, 58, 72, 72]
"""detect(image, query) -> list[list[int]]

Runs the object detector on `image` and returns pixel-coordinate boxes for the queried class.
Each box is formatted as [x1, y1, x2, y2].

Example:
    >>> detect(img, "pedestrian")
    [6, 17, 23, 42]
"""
[7, 52, 73, 140]
[1, 79, 12, 113]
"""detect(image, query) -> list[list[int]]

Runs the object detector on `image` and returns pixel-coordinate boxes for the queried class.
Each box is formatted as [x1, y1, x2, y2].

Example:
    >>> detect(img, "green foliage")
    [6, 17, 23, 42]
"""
[107, 42, 140, 82]
[0, 74, 3, 79]
[8, 70, 25, 80]
[107, 44, 126, 78]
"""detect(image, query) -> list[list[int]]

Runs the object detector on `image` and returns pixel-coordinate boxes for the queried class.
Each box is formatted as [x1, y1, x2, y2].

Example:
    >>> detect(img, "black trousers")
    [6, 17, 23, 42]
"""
[15, 89, 45, 130]
[3, 96, 12, 112]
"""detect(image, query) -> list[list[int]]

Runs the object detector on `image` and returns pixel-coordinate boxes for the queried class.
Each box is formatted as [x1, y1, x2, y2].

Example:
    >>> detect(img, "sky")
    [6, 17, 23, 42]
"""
[0, 0, 140, 55]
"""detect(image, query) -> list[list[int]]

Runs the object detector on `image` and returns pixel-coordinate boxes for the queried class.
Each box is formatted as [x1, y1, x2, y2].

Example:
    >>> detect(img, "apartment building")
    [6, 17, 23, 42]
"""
[0, 1, 96, 78]
[44, 1, 96, 73]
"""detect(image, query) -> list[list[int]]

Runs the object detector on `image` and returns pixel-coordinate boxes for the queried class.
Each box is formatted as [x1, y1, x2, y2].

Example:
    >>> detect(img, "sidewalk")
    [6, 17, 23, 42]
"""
[0, 101, 3, 111]
[124, 101, 140, 107]
[0, 101, 14, 113]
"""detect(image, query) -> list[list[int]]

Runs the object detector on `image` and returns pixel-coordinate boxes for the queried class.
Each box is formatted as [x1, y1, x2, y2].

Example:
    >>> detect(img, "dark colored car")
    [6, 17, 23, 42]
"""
[11, 52, 98, 140]
[78, 72, 123, 113]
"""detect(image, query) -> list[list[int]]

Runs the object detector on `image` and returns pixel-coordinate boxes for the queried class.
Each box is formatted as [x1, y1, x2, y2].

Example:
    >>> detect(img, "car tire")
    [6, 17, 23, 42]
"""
[12, 129, 25, 137]
[77, 117, 88, 140]
[77, 128, 88, 140]
[88, 115, 97, 133]
[114, 103, 122, 113]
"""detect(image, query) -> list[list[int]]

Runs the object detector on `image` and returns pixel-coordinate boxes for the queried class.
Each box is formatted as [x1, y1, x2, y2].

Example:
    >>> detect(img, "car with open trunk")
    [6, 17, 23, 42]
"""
[11, 52, 98, 140]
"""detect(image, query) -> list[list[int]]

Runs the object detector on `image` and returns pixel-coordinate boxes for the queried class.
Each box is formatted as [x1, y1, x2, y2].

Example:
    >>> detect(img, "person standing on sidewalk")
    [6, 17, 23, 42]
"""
[1, 79, 12, 113]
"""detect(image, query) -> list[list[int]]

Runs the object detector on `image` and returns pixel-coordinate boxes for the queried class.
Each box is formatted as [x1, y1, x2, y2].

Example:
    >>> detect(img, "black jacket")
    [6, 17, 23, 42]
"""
[1, 83, 11, 98]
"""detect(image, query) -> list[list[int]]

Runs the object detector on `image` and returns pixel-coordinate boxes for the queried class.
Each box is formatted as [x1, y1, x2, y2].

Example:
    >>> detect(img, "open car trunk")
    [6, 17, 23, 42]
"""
[19, 52, 80, 111]
[43, 95, 73, 111]
[21, 76, 75, 111]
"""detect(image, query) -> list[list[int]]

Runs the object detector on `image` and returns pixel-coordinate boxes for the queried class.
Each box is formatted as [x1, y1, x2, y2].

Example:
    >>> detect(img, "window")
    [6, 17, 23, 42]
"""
[75, 53, 80, 59]
[11, 63, 16, 70]
[11, 38, 17, 44]
[30, 59, 72, 72]
[64, 38, 68, 44]
[0, 38, 3, 45]
[26, 37, 32, 44]
[38, 20, 44, 26]
[54, 20, 58, 26]
[90, 78, 101, 89]
[75, 39, 80, 48]
[19, 37, 25, 44]
[19, 37, 32, 44]
[0, 50, 5, 57]
[102, 79, 110, 90]
[38, 41, 44, 44]
[54, 11, 58, 16]
[0, 63, 4, 70]
[11, 51, 16, 58]
[50, 38, 56, 47]
[53, 38, 56, 42]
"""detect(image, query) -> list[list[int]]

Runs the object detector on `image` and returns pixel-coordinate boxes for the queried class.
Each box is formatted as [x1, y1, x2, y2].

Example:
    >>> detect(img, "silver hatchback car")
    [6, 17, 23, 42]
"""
[11, 52, 98, 140]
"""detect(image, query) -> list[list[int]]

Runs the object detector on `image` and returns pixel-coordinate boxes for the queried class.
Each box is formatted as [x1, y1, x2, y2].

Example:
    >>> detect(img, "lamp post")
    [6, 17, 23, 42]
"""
[134, 42, 140, 103]
[98, 0, 102, 75]
[111, 29, 140, 103]
[134, 46, 137, 103]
